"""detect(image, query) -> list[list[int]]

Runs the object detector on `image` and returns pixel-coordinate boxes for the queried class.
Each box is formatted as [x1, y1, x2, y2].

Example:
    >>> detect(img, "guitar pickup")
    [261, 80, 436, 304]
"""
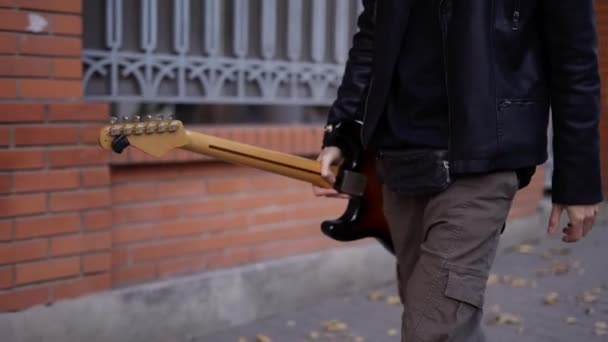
[336, 170, 367, 197]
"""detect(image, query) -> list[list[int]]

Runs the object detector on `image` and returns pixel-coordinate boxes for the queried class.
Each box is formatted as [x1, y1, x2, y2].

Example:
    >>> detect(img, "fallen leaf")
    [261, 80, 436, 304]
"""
[286, 320, 296, 327]
[582, 291, 599, 304]
[487, 274, 500, 286]
[551, 262, 571, 275]
[352, 336, 365, 342]
[322, 319, 348, 332]
[368, 291, 384, 301]
[238, 338, 247, 342]
[544, 292, 559, 305]
[595, 322, 608, 337]
[495, 313, 523, 325]
[308, 331, 320, 340]
[255, 335, 272, 342]
[564, 317, 578, 325]
[516, 244, 534, 254]
[595, 329, 608, 337]
[586, 308, 596, 316]
[387, 329, 398, 336]
[510, 277, 529, 287]
[590, 287, 602, 295]
[385, 295, 401, 305]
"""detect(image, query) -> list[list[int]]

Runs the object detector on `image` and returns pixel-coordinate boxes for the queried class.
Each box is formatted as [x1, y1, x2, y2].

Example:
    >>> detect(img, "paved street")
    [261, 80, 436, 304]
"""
[201, 218, 608, 342]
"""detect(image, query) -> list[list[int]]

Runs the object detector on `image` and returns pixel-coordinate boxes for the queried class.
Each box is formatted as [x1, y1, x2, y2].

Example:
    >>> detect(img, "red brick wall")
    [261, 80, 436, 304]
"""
[0, 0, 546, 312]
[0, 1, 112, 311]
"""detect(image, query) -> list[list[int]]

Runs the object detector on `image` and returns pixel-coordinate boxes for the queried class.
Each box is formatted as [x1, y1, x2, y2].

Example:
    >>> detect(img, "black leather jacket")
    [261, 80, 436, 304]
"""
[323, 0, 602, 205]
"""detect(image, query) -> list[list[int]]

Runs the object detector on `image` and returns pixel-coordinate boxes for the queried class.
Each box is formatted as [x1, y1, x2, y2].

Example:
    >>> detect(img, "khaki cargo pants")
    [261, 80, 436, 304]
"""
[382, 171, 519, 341]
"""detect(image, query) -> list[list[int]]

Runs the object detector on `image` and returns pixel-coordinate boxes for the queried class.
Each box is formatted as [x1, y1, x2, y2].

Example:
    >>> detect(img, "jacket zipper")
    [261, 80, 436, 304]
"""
[512, 0, 521, 31]
[439, 0, 452, 180]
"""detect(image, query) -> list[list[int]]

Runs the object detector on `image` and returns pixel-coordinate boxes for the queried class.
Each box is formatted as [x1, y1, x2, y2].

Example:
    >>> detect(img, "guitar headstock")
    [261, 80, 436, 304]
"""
[98, 114, 189, 157]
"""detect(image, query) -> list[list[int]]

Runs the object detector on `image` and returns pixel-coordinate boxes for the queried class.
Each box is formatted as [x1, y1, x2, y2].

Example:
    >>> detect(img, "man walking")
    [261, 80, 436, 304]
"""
[313, 0, 602, 340]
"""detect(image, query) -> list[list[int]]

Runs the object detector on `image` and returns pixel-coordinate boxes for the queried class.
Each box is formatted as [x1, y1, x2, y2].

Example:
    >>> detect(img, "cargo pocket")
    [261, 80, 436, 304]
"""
[444, 268, 486, 312]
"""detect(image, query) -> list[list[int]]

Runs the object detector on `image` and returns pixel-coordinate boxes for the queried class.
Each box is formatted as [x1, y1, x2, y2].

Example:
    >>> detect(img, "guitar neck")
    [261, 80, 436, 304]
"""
[183, 130, 333, 189]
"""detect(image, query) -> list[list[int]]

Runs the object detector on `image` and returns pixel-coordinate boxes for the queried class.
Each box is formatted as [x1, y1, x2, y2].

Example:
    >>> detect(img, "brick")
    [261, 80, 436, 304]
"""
[13, 169, 80, 192]
[111, 248, 129, 267]
[207, 178, 251, 194]
[113, 225, 158, 245]
[20, 79, 81, 99]
[51, 14, 81, 35]
[0, 220, 11, 240]
[80, 125, 102, 144]
[14, 125, 79, 146]
[18, 34, 81, 57]
[0, 126, 9, 146]
[15, 213, 80, 239]
[0, 193, 46, 218]
[157, 181, 206, 199]
[0, 9, 48, 33]
[17, 0, 82, 14]
[50, 232, 111, 256]
[206, 249, 253, 271]
[16, 257, 80, 285]
[112, 203, 180, 225]
[0, 174, 10, 193]
[159, 215, 246, 238]
[111, 183, 158, 205]
[180, 198, 226, 217]
[0, 266, 11, 289]
[0, 149, 45, 170]
[158, 256, 209, 278]
[0, 239, 47, 265]
[0, 103, 45, 123]
[0, 32, 17, 54]
[113, 264, 156, 287]
[82, 210, 111, 231]
[52, 58, 81, 78]
[48, 146, 108, 167]
[48, 103, 108, 122]
[52, 274, 110, 302]
[0, 285, 48, 312]
[0, 56, 51, 77]
[50, 190, 110, 212]
[0, 79, 17, 98]
[81, 168, 110, 187]
[0, 0, 15, 8]
[82, 253, 111, 274]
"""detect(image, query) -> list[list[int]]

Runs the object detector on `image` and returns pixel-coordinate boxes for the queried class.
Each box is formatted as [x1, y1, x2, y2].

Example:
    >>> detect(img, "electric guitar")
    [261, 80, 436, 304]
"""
[98, 116, 393, 254]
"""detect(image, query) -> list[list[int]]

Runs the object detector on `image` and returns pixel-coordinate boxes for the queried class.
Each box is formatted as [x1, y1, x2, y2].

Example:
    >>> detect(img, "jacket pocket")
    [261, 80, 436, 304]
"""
[497, 98, 549, 153]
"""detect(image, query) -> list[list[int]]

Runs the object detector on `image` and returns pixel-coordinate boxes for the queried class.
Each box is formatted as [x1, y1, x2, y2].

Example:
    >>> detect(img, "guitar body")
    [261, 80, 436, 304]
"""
[320, 122, 394, 254]
[321, 151, 393, 254]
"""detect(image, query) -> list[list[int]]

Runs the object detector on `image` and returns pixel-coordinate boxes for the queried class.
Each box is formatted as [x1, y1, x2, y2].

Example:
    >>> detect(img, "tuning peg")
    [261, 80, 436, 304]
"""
[122, 116, 131, 123]
[155, 114, 164, 121]
[133, 115, 141, 123]
[110, 116, 118, 124]
[166, 113, 174, 121]
[145, 115, 153, 122]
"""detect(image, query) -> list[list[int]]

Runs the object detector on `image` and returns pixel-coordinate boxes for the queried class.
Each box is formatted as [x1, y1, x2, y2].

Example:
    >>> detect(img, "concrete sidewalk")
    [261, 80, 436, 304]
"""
[201, 209, 608, 342]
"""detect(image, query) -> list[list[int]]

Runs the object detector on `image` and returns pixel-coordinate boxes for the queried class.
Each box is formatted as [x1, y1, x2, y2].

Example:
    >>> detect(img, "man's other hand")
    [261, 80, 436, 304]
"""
[548, 204, 600, 242]
[312, 146, 349, 199]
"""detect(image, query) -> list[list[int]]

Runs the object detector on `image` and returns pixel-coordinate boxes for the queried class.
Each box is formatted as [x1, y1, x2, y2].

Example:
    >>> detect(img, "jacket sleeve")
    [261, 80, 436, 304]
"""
[540, 0, 603, 205]
[322, 0, 376, 150]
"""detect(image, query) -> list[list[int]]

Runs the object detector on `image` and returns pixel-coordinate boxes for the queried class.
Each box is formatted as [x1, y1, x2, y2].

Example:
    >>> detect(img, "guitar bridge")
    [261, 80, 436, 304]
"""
[336, 170, 367, 197]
